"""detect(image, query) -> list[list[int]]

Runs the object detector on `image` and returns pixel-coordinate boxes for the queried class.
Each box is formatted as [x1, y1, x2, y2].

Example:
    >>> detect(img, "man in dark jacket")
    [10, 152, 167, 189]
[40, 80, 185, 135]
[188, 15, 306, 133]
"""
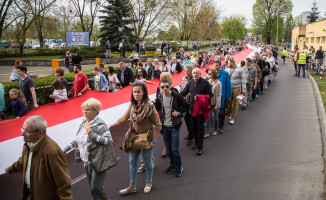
[180, 68, 213, 155]
[65, 52, 73, 72]
[117, 62, 134, 87]
[316, 46, 324, 74]
[145, 58, 155, 80]
[170, 57, 183, 74]
[105, 40, 111, 58]
[72, 51, 82, 66]
[156, 78, 189, 177]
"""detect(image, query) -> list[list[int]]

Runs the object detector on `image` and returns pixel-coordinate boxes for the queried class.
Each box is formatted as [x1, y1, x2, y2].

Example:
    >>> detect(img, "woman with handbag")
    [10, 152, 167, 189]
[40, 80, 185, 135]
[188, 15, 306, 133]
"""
[109, 82, 162, 195]
[63, 98, 117, 200]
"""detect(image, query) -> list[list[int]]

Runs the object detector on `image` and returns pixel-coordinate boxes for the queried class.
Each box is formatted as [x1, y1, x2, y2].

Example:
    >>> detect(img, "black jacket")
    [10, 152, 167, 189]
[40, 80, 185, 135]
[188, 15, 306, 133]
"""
[180, 77, 213, 113]
[117, 67, 134, 87]
[72, 55, 82, 65]
[146, 64, 155, 80]
[155, 91, 189, 130]
[170, 61, 183, 74]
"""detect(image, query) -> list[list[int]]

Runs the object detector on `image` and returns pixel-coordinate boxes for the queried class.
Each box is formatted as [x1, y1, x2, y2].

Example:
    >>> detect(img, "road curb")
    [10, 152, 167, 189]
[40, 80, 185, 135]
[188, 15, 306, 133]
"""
[307, 72, 326, 159]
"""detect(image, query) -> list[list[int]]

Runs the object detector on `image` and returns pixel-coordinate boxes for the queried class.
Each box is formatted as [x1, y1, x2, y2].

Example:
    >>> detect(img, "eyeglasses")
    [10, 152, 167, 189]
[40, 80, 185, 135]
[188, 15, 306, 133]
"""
[160, 85, 170, 89]
[21, 128, 34, 135]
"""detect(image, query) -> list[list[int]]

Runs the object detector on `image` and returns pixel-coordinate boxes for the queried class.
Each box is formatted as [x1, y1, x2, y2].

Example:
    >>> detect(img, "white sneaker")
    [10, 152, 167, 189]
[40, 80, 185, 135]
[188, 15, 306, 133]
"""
[230, 119, 234, 125]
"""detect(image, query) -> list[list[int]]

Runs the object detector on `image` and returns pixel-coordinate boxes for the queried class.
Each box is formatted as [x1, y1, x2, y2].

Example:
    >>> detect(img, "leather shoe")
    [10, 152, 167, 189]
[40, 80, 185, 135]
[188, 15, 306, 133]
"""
[197, 148, 202, 155]
[119, 187, 136, 195]
[192, 144, 198, 150]
[186, 140, 192, 146]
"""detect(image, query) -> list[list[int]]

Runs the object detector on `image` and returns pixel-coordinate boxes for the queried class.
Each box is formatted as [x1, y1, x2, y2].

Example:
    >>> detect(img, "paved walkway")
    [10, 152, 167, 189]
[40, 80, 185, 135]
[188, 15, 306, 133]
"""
[0, 60, 324, 200]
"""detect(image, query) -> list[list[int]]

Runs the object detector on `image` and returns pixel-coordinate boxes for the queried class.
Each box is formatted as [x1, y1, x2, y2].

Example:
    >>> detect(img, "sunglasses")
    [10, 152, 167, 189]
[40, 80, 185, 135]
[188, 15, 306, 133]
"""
[160, 85, 170, 89]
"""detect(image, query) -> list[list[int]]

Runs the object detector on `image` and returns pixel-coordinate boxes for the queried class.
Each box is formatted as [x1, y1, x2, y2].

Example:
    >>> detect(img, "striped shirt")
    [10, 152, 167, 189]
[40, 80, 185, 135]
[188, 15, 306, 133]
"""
[225, 67, 246, 90]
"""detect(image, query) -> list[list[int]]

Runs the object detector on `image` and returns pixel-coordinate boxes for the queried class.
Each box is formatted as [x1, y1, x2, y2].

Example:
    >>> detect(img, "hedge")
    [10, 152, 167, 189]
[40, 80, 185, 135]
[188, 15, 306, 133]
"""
[0, 46, 161, 59]
[2, 66, 137, 118]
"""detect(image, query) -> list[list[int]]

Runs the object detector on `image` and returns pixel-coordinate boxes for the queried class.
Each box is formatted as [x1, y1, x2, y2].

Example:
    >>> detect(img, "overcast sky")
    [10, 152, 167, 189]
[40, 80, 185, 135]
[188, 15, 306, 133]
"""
[218, 0, 326, 28]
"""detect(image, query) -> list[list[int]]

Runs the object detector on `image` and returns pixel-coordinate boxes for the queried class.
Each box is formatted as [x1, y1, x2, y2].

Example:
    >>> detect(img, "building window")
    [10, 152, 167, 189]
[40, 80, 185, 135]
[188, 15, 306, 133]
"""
[316, 37, 320, 43]
[322, 37, 325, 43]
[306, 38, 309, 43]
[311, 37, 314, 43]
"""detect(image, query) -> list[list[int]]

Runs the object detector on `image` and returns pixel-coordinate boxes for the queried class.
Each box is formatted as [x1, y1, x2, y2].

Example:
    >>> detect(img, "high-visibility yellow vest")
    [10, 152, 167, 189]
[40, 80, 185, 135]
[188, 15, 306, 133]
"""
[298, 53, 307, 65]
[294, 52, 299, 62]
[304, 49, 309, 55]
[282, 49, 287, 56]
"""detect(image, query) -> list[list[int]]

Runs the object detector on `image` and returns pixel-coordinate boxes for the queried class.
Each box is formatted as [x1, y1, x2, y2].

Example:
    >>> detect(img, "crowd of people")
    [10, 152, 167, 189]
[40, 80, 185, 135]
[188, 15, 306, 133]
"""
[2, 43, 284, 200]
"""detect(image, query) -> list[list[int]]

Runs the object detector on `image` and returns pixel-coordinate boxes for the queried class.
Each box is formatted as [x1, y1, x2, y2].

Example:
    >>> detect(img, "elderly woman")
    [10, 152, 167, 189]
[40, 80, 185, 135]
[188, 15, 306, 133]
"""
[110, 82, 162, 195]
[204, 69, 222, 138]
[63, 98, 117, 200]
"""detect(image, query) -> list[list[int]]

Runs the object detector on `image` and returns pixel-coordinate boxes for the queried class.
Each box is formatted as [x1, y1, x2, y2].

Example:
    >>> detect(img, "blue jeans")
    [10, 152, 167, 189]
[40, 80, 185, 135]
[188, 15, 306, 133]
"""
[120, 49, 123, 57]
[294, 62, 298, 75]
[316, 59, 323, 74]
[205, 107, 219, 133]
[297, 64, 306, 77]
[84, 165, 107, 200]
[129, 148, 154, 187]
[105, 49, 111, 58]
[162, 126, 182, 170]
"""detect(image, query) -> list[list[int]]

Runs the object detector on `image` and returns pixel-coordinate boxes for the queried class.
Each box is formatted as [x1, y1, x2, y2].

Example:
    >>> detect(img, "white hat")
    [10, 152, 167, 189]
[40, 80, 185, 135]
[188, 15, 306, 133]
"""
[301, 50, 304, 52]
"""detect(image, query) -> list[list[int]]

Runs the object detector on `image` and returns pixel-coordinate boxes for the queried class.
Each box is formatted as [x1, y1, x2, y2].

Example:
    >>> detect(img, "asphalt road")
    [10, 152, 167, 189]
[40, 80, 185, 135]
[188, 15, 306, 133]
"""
[0, 60, 324, 200]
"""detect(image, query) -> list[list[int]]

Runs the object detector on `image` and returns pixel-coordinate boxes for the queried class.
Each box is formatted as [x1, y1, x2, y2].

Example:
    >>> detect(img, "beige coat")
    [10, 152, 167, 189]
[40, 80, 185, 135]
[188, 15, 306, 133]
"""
[209, 79, 222, 108]
[118, 103, 162, 138]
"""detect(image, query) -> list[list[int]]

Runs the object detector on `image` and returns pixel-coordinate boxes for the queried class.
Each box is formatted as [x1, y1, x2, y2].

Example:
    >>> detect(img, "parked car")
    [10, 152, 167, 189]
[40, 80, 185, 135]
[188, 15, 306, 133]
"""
[9, 43, 20, 48]
[24, 43, 32, 48]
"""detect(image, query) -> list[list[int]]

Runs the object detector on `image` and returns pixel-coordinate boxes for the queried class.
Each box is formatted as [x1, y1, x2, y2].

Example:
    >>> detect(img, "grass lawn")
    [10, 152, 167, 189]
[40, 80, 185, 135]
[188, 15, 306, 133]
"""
[2, 55, 63, 60]
[308, 69, 326, 111]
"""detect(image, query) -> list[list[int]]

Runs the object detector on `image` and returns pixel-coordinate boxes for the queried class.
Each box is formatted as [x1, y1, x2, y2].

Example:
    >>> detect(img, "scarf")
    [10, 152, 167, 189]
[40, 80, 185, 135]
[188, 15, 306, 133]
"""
[130, 100, 154, 123]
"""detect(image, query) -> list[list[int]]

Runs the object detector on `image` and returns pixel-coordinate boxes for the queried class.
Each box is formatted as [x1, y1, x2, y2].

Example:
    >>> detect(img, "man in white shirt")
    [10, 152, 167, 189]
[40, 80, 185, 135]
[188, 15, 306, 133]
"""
[127, 49, 139, 68]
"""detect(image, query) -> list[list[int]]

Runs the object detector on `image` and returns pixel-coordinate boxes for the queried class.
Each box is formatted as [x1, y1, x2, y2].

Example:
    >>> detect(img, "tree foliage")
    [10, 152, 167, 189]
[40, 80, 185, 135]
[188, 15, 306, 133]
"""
[221, 17, 246, 43]
[70, 0, 103, 39]
[252, 0, 293, 44]
[130, 0, 171, 40]
[283, 14, 294, 42]
[309, 0, 320, 23]
[99, 0, 135, 50]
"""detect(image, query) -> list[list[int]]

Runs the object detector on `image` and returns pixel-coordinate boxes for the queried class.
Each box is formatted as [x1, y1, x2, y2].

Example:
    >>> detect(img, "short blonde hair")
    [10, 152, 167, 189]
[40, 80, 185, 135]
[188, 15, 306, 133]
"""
[81, 98, 102, 115]
[153, 59, 159, 65]
[160, 72, 172, 85]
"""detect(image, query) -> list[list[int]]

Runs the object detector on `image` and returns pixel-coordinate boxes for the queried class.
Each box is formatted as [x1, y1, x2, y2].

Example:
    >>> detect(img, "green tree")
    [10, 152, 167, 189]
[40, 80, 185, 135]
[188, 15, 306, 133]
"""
[221, 17, 245, 43]
[252, 0, 293, 44]
[99, 0, 135, 50]
[167, 25, 180, 40]
[309, 0, 320, 23]
[283, 14, 294, 42]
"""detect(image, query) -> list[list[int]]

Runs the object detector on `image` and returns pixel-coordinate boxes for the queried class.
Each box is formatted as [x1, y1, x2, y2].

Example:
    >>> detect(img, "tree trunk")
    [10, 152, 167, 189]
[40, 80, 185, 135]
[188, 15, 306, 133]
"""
[19, 44, 24, 57]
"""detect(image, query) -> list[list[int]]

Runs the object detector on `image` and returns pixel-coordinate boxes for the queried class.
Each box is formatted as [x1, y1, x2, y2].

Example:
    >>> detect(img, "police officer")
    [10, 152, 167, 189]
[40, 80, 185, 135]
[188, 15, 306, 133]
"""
[297, 50, 307, 78]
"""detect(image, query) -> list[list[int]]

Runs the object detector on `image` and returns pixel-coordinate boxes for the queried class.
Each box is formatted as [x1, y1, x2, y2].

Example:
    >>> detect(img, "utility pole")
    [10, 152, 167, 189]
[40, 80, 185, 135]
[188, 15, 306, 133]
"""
[276, 0, 279, 45]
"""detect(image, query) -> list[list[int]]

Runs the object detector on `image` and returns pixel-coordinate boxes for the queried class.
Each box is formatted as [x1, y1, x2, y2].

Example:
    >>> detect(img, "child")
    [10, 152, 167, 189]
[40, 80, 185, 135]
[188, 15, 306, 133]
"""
[154, 64, 162, 79]
[135, 73, 155, 84]
[0, 89, 28, 119]
[49, 78, 68, 102]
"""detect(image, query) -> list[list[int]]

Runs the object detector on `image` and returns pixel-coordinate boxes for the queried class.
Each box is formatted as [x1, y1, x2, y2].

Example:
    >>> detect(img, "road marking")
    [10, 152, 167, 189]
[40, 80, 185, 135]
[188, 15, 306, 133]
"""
[71, 156, 121, 185]
[72, 173, 87, 185]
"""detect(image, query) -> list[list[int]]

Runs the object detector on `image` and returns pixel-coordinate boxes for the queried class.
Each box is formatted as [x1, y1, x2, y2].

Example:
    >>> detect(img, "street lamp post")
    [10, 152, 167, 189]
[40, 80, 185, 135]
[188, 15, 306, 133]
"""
[276, 0, 280, 45]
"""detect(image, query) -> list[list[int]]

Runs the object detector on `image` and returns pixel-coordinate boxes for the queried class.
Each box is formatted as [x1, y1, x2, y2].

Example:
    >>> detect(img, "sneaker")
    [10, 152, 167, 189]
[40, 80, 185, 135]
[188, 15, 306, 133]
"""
[218, 129, 224, 134]
[119, 187, 137, 195]
[186, 140, 192, 146]
[175, 167, 183, 177]
[165, 166, 176, 174]
[256, 95, 259, 99]
[204, 133, 209, 138]
[229, 116, 232, 120]
[230, 119, 234, 125]
[212, 131, 217, 136]
[138, 163, 146, 173]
